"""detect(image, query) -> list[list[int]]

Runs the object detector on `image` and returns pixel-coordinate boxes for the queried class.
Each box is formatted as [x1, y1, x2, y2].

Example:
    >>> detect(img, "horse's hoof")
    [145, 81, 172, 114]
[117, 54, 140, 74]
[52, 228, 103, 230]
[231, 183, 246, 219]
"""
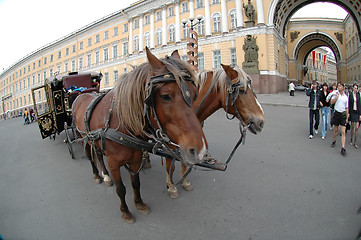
[105, 180, 113, 187]
[136, 203, 150, 215]
[94, 178, 102, 184]
[182, 181, 194, 191]
[122, 212, 136, 224]
[167, 185, 179, 199]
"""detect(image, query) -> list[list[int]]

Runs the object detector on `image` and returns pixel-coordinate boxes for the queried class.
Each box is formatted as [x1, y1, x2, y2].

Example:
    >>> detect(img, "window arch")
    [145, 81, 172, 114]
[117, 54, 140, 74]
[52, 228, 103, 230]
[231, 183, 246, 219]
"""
[134, 35, 139, 51]
[229, 9, 237, 29]
[144, 32, 150, 48]
[169, 24, 175, 42]
[156, 28, 162, 45]
[212, 13, 221, 32]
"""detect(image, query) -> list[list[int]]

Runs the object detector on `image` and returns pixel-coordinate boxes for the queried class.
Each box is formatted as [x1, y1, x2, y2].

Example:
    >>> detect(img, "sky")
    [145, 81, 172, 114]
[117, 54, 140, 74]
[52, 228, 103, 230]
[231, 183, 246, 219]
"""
[0, 0, 349, 73]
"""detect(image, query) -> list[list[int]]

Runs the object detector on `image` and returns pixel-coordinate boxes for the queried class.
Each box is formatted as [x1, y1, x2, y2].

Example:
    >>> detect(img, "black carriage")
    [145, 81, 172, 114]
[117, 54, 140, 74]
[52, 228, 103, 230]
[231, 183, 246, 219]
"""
[31, 71, 102, 158]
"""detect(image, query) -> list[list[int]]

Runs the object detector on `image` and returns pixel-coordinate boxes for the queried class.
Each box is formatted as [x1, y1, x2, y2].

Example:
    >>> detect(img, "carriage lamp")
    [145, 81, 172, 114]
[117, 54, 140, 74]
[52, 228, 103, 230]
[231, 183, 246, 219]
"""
[181, 15, 204, 70]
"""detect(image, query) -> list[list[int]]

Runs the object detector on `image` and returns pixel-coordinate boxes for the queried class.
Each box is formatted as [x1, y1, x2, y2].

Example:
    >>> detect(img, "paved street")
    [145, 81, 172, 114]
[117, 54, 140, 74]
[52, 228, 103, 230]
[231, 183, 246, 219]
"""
[1, 92, 361, 240]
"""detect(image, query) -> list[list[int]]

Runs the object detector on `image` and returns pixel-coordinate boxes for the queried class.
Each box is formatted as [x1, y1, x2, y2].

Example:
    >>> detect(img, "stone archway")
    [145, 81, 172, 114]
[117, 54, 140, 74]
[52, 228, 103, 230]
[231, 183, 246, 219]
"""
[268, 0, 361, 41]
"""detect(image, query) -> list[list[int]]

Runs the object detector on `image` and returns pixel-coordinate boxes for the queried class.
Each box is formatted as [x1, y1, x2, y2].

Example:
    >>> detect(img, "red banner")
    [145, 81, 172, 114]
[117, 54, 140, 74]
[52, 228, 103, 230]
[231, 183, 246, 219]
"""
[323, 55, 326, 65]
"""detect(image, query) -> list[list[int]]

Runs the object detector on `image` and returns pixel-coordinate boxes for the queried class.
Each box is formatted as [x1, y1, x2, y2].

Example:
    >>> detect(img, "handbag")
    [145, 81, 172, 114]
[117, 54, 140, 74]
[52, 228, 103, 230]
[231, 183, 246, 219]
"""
[346, 122, 351, 130]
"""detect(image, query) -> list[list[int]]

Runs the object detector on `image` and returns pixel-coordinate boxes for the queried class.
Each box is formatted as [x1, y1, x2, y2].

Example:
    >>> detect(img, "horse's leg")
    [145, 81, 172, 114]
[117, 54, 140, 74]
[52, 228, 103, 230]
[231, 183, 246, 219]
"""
[108, 158, 135, 224]
[96, 151, 113, 187]
[165, 158, 180, 199]
[84, 143, 102, 184]
[130, 173, 150, 215]
[180, 163, 194, 191]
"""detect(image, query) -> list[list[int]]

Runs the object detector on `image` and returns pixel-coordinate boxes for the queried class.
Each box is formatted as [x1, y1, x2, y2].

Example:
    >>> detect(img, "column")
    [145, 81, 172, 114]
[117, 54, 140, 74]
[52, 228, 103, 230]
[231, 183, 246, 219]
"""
[256, 0, 265, 25]
[162, 5, 167, 46]
[204, 0, 211, 36]
[235, 0, 244, 28]
[139, 14, 144, 51]
[189, 0, 194, 20]
[221, 0, 228, 33]
[129, 18, 133, 55]
[175, 0, 181, 42]
[150, 10, 155, 48]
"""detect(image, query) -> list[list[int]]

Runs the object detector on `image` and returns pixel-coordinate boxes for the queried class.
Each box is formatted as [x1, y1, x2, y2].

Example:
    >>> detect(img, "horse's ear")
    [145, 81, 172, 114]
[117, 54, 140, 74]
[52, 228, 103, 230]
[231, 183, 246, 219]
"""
[171, 50, 181, 59]
[146, 47, 165, 72]
[221, 64, 238, 82]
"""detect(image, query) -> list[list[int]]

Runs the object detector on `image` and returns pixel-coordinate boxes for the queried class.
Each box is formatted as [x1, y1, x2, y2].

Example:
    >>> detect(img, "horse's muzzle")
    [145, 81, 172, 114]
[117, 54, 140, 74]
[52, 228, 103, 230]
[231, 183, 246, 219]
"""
[248, 117, 264, 134]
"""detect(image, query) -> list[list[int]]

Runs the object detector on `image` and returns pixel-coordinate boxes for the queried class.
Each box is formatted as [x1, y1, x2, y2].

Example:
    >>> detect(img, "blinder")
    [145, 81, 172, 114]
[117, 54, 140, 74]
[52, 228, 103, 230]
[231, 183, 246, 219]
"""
[144, 72, 196, 108]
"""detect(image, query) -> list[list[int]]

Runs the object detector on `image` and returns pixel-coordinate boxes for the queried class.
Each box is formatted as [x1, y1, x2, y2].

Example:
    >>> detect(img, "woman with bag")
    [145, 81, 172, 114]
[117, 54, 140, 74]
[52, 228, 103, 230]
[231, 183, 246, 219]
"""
[348, 83, 361, 148]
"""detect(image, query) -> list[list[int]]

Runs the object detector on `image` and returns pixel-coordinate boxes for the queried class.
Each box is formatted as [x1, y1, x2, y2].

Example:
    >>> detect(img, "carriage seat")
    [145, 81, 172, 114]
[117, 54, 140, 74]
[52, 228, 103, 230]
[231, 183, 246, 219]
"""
[63, 74, 98, 97]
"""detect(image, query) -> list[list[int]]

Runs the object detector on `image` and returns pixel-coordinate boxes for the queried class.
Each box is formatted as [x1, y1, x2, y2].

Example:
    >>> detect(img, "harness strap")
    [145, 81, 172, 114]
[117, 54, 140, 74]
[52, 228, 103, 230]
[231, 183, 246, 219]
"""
[195, 73, 219, 114]
[169, 156, 193, 185]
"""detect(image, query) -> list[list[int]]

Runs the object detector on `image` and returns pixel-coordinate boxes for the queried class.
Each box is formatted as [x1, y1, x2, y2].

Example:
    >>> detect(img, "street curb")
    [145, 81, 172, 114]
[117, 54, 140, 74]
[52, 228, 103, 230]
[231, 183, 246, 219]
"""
[260, 102, 308, 108]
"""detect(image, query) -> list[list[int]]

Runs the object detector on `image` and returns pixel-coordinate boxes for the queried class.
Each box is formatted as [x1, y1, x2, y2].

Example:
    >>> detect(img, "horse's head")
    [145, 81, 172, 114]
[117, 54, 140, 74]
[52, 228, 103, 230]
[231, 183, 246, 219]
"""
[145, 48, 207, 165]
[220, 64, 265, 134]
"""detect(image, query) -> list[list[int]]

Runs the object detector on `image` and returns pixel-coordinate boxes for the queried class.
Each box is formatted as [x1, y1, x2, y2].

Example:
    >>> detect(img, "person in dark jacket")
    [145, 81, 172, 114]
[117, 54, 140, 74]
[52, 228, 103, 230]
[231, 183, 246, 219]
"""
[319, 83, 330, 139]
[348, 83, 361, 148]
[306, 80, 321, 139]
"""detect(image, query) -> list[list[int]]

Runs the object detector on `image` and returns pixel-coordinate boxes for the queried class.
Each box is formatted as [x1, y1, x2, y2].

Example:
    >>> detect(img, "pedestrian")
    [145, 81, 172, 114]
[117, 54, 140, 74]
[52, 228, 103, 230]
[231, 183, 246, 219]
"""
[348, 83, 361, 148]
[319, 83, 330, 139]
[23, 108, 29, 125]
[289, 82, 295, 96]
[328, 83, 337, 130]
[306, 80, 321, 139]
[330, 82, 349, 156]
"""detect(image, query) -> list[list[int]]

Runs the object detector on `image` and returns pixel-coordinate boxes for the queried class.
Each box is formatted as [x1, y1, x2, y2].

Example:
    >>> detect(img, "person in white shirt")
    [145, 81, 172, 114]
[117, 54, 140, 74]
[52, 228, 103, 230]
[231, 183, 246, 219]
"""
[289, 82, 295, 96]
[330, 82, 349, 156]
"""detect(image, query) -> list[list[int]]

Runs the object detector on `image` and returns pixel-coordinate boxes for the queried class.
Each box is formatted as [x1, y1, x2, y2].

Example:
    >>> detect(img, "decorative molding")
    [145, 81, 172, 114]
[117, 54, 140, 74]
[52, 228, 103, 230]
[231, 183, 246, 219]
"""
[290, 31, 300, 43]
[334, 32, 343, 44]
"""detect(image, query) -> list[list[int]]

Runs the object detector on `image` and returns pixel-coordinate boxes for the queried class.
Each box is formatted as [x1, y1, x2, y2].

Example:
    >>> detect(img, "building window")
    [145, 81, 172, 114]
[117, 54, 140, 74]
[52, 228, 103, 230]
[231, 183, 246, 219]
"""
[50, 55, 53, 62]
[104, 31, 109, 40]
[58, 51, 62, 59]
[144, 32, 150, 48]
[198, 52, 205, 70]
[66, 48, 69, 55]
[134, 19, 139, 29]
[230, 9, 237, 29]
[104, 72, 109, 85]
[123, 42, 129, 55]
[104, 48, 109, 61]
[43, 57, 47, 65]
[213, 50, 221, 68]
[71, 59, 75, 71]
[49, 68, 53, 77]
[95, 51, 100, 64]
[123, 23, 128, 33]
[212, 0, 219, 4]
[95, 34, 100, 43]
[79, 42, 83, 50]
[43, 70, 47, 80]
[64, 62, 68, 72]
[156, 11, 162, 21]
[169, 25, 175, 42]
[79, 56, 83, 70]
[145, 15, 150, 25]
[72, 45, 76, 53]
[196, 0, 203, 8]
[113, 45, 118, 59]
[212, 13, 221, 32]
[230, 48, 237, 66]
[114, 70, 118, 82]
[134, 36, 139, 51]
[198, 19, 205, 35]
[183, 24, 189, 39]
[181, 55, 188, 61]
[37, 73, 41, 83]
[156, 28, 162, 45]
[38, 60, 41, 67]
[87, 38, 92, 47]
[181, 2, 188, 13]
[113, 27, 118, 36]
[87, 53, 92, 67]
[168, 7, 174, 17]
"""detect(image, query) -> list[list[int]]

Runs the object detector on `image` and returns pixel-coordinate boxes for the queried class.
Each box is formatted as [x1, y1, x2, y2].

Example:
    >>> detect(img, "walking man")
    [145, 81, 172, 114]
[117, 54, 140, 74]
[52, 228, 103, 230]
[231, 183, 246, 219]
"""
[306, 80, 320, 139]
[330, 82, 349, 156]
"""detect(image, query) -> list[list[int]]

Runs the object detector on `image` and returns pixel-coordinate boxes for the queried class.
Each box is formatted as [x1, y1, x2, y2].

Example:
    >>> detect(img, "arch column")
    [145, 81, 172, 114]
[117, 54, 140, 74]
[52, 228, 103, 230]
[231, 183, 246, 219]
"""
[235, 0, 244, 28]
[174, 0, 181, 42]
[129, 18, 133, 55]
[189, 0, 194, 20]
[150, 10, 155, 48]
[162, 6, 167, 46]
[256, 0, 265, 25]
[221, 0, 229, 33]
[139, 14, 144, 51]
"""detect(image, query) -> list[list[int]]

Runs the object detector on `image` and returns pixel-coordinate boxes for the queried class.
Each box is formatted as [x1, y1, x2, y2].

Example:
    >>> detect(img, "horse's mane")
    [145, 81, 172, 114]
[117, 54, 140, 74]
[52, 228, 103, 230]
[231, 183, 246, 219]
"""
[113, 57, 196, 136]
[196, 66, 249, 97]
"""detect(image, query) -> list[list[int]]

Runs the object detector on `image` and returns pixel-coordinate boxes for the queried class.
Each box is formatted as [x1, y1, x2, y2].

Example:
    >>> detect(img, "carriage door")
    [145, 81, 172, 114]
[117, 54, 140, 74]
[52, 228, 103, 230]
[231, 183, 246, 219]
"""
[31, 85, 56, 139]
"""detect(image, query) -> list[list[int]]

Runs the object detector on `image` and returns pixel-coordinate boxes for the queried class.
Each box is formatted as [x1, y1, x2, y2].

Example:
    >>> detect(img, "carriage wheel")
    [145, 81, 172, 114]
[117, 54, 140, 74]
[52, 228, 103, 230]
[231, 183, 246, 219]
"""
[64, 122, 75, 159]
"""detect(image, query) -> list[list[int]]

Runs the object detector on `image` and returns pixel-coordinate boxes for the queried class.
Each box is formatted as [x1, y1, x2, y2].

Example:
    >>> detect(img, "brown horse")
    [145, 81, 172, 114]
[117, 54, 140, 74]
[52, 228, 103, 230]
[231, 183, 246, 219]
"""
[165, 52, 265, 198]
[72, 48, 207, 223]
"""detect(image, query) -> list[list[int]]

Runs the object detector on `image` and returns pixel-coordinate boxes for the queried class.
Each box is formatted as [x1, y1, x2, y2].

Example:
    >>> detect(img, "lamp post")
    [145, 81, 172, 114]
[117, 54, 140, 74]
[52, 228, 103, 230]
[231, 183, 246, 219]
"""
[182, 15, 203, 71]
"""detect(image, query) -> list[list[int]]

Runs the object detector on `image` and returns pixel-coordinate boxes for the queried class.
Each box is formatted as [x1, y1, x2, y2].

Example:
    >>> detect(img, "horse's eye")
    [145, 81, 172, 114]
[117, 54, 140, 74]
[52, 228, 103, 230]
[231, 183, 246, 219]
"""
[160, 94, 172, 102]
